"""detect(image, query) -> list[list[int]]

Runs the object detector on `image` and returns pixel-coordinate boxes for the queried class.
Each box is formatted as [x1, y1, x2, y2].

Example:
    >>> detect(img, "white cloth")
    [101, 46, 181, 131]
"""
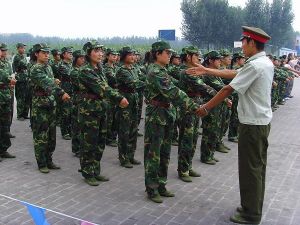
[230, 51, 274, 125]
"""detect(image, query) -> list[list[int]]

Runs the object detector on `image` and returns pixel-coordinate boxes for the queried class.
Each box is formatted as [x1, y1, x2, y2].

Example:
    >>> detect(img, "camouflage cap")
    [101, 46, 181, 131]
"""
[16, 43, 26, 48]
[184, 45, 200, 55]
[134, 50, 141, 55]
[151, 41, 172, 52]
[232, 52, 245, 59]
[51, 49, 61, 56]
[32, 43, 51, 53]
[219, 49, 231, 57]
[171, 51, 180, 58]
[61, 47, 73, 54]
[272, 55, 279, 61]
[0, 43, 8, 51]
[204, 50, 221, 61]
[73, 50, 85, 58]
[120, 46, 134, 55]
[83, 40, 104, 53]
[106, 48, 118, 55]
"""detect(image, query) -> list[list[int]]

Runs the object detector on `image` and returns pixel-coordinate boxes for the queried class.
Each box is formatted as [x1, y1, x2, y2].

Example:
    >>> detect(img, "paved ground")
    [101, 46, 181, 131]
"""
[0, 79, 300, 225]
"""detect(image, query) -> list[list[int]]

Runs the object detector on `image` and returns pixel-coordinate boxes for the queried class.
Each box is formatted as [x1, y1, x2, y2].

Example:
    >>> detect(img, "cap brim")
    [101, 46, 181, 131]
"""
[41, 48, 51, 52]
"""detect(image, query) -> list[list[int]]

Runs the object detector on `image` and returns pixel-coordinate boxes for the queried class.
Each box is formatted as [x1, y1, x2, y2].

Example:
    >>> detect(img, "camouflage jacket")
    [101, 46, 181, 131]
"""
[134, 63, 146, 82]
[203, 73, 225, 100]
[12, 53, 28, 82]
[0, 60, 11, 105]
[30, 63, 65, 109]
[49, 59, 61, 79]
[58, 61, 73, 94]
[70, 66, 81, 100]
[78, 63, 124, 115]
[167, 64, 181, 80]
[116, 65, 145, 96]
[144, 63, 199, 125]
[1, 58, 13, 75]
[103, 63, 118, 88]
[179, 64, 217, 100]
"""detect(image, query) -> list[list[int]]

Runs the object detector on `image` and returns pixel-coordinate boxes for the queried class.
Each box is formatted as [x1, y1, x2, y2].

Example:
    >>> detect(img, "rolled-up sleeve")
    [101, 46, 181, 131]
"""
[229, 62, 259, 95]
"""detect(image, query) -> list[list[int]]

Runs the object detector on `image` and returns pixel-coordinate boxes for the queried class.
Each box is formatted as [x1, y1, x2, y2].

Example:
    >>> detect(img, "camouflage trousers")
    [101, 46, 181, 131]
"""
[0, 103, 12, 154]
[271, 86, 279, 107]
[117, 104, 138, 164]
[15, 81, 30, 118]
[178, 112, 199, 175]
[228, 94, 239, 139]
[200, 105, 221, 162]
[106, 104, 118, 143]
[71, 101, 80, 154]
[31, 100, 56, 168]
[144, 120, 173, 194]
[220, 101, 231, 140]
[9, 89, 14, 128]
[55, 98, 62, 126]
[278, 81, 286, 103]
[137, 92, 144, 126]
[60, 100, 72, 136]
[172, 108, 179, 141]
[79, 111, 107, 179]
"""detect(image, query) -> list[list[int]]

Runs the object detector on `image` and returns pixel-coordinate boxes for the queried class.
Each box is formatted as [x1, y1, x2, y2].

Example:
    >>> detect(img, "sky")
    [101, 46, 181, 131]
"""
[1, 0, 299, 38]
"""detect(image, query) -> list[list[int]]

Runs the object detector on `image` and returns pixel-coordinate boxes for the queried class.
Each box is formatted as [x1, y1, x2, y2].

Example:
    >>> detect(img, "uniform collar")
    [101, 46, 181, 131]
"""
[245, 51, 266, 64]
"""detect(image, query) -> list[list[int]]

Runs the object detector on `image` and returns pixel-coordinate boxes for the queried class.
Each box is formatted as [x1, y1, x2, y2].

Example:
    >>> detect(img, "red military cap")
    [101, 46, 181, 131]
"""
[240, 26, 271, 44]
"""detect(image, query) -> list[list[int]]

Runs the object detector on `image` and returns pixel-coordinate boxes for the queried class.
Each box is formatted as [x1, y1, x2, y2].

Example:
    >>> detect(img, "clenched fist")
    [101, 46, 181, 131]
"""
[62, 93, 71, 102]
[119, 98, 129, 108]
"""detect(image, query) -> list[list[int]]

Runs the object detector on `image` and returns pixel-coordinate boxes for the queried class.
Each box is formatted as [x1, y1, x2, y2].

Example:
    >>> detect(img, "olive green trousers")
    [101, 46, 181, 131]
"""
[238, 123, 271, 222]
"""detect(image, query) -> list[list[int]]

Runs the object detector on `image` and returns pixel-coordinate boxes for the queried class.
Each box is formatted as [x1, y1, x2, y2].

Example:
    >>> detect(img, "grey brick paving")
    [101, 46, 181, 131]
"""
[1, 80, 300, 225]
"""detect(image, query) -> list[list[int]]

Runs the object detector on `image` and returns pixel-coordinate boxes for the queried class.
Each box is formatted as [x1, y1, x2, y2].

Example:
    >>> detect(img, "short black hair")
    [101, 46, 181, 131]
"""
[150, 49, 164, 61]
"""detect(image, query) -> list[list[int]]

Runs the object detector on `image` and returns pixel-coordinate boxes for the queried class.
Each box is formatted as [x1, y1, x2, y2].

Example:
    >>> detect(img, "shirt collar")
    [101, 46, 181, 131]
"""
[246, 51, 266, 64]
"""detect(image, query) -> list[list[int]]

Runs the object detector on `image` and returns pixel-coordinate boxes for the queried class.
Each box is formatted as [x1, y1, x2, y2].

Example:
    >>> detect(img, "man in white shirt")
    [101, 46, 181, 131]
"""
[190, 26, 273, 224]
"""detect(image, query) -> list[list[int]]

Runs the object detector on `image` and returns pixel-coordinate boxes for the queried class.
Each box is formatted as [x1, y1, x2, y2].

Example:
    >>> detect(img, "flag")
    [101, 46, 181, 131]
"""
[23, 202, 50, 225]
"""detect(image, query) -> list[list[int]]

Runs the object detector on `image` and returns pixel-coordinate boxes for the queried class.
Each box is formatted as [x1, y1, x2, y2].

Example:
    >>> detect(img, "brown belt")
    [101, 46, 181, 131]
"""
[187, 92, 202, 97]
[35, 91, 51, 96]
[80, 93, 102, 100]
[149, 99, 170, 109]
[118, 87, 135, 93]
[61, 77, 71, 82]
[0, 84, 8, 89]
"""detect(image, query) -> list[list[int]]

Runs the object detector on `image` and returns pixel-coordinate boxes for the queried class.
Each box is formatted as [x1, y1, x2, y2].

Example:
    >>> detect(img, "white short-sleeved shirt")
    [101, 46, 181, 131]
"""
[230, 51, 274, 125]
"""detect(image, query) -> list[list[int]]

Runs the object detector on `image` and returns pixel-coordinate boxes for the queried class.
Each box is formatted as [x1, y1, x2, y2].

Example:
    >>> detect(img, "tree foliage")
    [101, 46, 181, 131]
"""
[181, 0, 296, 50]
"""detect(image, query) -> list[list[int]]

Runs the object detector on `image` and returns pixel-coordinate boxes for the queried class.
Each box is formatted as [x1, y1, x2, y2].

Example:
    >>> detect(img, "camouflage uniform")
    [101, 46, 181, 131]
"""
[228, 63, 243, 141]
[50, 49, 62, 125]
[78, 60, 123, 179]
[58, 47, 73, 138]
[134, 62, 146, 135]
[116, 47, 145, 166]
[276, 66, 289, 104]
[0, 55, 12, 158]
[103, 49, 119, 145]
[12, 45, 30, 119]
[30, 43, 66, 169]
[144, 41, 199, 198]
[167, 61, 182, 144]
[0, 44, 14, 129]
[201, 51, 226, 162]
[70, 50, 85, 156]
[177, 60, 216, 177]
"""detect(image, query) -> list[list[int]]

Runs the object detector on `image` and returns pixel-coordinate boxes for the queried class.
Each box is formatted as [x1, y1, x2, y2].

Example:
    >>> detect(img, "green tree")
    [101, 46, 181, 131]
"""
[181, 0, 244, 50]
